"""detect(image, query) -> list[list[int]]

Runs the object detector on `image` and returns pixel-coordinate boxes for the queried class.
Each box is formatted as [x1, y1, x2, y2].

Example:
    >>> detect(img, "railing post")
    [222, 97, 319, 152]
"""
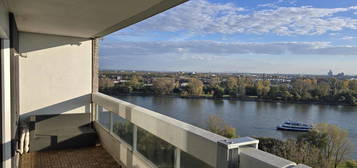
[133, 125, 138, 151]
[174, 148, 181, 168]
[91, 103, 97, 121]
[216, 137, 259, 168]
[109, 111, 113, 133]
[97, 105, 103, 124]
[95, 104, 99, 121]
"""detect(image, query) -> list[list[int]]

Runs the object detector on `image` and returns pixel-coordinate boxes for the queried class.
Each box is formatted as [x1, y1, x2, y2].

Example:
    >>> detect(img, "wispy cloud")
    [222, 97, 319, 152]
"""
[101, 40, 357, 56]
[100, 40, 357, 74]
[101, 0, 357, 74]
[340, 36, 356, 40]
[258, 0, 297, 9]
[124, 0, 357, 36]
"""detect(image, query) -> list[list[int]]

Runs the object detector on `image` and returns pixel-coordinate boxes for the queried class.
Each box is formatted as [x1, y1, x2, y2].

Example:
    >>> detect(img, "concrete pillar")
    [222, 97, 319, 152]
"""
[2, 39, 12, 168]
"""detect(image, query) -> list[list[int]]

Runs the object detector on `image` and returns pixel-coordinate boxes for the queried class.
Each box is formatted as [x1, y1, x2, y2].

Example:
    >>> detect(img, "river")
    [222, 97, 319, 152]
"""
[116, 95, 357, 159]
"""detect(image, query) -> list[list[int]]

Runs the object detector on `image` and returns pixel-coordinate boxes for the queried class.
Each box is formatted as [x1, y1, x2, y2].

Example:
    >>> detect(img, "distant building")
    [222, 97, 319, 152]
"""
[328, 70, 333, 77]
[337, 72, 345, 78]
[180, 82, 189, 87]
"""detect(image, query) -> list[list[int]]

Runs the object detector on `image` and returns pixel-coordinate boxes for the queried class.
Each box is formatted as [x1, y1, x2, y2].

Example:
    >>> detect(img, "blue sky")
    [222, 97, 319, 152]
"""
[100, 0, 357, 75]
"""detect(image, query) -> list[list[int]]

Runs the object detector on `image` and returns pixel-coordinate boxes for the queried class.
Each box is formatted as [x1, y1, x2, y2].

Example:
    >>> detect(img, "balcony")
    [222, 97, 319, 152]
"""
[16, 93, 311, 168]
[1, 0, 312, 167]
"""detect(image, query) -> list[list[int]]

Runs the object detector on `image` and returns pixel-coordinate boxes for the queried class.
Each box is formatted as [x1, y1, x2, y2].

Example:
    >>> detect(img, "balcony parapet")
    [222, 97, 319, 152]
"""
[91, 92, 311, 168]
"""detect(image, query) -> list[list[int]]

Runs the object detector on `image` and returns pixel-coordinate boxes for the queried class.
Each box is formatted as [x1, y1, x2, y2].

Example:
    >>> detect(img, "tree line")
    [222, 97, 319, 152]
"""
[207, 115, 356, 168]
[100, 75, 357, 105]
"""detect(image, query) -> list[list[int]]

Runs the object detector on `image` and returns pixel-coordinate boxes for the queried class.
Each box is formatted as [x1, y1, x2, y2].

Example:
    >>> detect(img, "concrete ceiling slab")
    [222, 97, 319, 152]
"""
[7, 0, 187, 38]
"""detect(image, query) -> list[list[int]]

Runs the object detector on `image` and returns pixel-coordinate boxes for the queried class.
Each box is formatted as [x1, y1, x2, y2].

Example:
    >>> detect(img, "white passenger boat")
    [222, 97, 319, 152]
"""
[277, 120, 313, 132]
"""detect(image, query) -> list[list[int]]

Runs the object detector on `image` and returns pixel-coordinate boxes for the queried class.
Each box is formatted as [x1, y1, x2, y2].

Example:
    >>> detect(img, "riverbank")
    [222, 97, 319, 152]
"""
[181, 95, 356, 106]
[103, 92, 356, 106]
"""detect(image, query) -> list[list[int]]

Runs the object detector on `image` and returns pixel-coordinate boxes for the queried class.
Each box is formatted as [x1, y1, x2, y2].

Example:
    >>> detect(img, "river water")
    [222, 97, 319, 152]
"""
[116, 95, 357, 159]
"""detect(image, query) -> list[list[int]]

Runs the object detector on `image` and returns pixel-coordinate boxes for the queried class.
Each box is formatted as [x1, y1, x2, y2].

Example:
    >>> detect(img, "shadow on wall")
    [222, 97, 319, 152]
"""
[19, 32, 89, 54]
[28, 113, 97, 152]
[16, 94, 96, 154]
[20, 94, 92, 123]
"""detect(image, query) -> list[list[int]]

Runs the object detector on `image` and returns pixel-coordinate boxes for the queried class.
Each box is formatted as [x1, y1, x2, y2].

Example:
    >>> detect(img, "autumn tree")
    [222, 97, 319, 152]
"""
[258, 137, 322, 167]
[186, 78, 204, 96]
[152, 77, 176, 95]
[129, 75, 143, 89]
[329, 78, 339, 96]
[313, 123, 354, 168]
[256, 80, 270, 98]
[213, 86, 225, 98]
[209, 77, 220, 88]
[237, 77, 251, 97]
[208, 77, 221, 96]
[226, 77, 238, 89]
[339, 160, 357, 168]
[207, 115, 237, 138]
[99, 77, 115, 90]
[349, 80, 357, 92]
[316, 81, 331, 97]
[292, 79, 316, 100]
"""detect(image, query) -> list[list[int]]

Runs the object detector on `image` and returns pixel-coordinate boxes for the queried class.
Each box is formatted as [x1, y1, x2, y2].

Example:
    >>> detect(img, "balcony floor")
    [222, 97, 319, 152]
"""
[20, 146, 121, 168]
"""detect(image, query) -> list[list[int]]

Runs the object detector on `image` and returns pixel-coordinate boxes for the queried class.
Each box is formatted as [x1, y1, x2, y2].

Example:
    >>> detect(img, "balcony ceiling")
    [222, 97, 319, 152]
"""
[6, 0, 187, 38]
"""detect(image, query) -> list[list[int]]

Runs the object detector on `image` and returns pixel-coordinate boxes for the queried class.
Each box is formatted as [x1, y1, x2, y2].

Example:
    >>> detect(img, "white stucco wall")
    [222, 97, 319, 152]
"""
[0, 2, 11, 166]
[2, 39, 12, 168]
[0, 0, 9, 38]
[19, 32, 92, 118]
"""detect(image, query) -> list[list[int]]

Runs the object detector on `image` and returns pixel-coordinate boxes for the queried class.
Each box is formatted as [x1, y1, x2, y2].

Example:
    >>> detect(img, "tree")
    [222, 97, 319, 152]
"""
[256, 81, 264, 97]
[316, 81, 331, 97]
[186, 78, 203, 96]
[337, 91, 356, 105]
[329, 78, 339, 96]
[256, 80, 270, 98]
[292, 79, 315, 100]
[99, 77, 115, 90]
[258, 137, 322, 167]
[341, 80, 350, 92]
[349, 80, 357, 92]
[268, 86, 280, 99]
[225, 77, 238, 97]
[207, 115, 237, 138]
[226, 77, 238, 90]
[129, 75, 142, 89]
[213, 86, 225, 98]
[339, 160, 357, 168]
[278, 84, 292, 100]
[209, 77, 220, 88]
[313, 123, 354, 168]
[281, 91, 293, 101]
[152, 78, 176, 95]
[297, 130, 328, 150]
[260, 124, 355, 168]
[115, 85, 133, 94]
[237, 77, 250, 97]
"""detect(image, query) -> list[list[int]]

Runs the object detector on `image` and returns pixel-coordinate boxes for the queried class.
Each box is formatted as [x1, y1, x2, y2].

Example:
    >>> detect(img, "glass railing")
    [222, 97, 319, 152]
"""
[93, 93, 226, 167]
[97, 104, 209, 168]
[112, 114, 134, 146]
[92, 92, 311, 168]
[137, 127, 175, 168]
